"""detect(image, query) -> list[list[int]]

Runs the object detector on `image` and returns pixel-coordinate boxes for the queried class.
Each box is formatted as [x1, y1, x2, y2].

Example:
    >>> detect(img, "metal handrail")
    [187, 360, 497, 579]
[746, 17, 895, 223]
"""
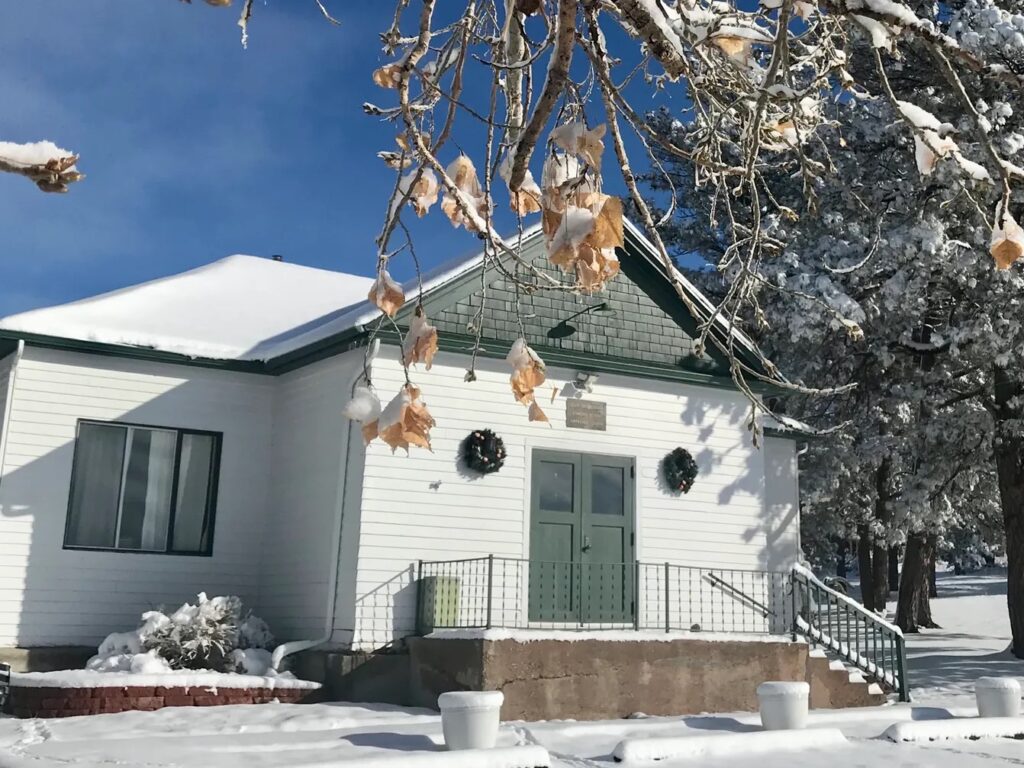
[790, 566, 909, 702]
[704, 573, 775, 618]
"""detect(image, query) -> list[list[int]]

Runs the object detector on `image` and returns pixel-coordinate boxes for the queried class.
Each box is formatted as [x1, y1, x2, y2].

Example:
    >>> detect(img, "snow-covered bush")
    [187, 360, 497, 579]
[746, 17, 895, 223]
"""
[87, 593, 275, 675]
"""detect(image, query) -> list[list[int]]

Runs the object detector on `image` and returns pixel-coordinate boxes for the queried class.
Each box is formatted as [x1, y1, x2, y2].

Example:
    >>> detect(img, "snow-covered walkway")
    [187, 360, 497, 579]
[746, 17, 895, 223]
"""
[904, 570, 1023, 704]
[0, 572, 1021, 768]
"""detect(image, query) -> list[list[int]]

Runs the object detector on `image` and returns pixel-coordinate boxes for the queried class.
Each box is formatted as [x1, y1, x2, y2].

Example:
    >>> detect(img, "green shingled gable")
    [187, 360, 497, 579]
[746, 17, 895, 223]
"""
[388, 229, 739, 387]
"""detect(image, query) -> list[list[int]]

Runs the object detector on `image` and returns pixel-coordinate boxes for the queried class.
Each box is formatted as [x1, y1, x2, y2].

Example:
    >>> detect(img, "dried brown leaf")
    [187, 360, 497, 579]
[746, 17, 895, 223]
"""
[402, 309, 439, 369]
[550, 123, 606, 173]
[510, 186, 542, 215]
[991, 206, 1024, 270]
[511, 362, 546, 403]
[992, 236, 1024, 269]
[588, 195, 624, 250]
[441, 155, 490, 231]
[378, 385, 436, 453]
[408, 171, 439, 217]
[528, 400, 549, 423]
[373, 62, 404, 89]
[368, 270, 405, 317]
[576, 244, 620, 293]
[712, 36, 752, 60]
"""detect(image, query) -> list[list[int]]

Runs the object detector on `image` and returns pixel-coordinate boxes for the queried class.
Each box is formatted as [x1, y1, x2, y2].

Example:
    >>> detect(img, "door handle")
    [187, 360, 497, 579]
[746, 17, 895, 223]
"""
[582, 536, 592, 553]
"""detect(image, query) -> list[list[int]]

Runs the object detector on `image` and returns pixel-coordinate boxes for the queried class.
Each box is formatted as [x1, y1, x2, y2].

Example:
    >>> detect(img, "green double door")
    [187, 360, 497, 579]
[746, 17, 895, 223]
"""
[529, 450, 635, 624]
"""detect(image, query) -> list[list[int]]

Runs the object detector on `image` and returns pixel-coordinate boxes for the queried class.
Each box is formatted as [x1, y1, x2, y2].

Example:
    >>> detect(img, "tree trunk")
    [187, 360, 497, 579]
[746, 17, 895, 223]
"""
[870, 460, 892, 611]
[889, 545, 901, 594]
[993, 365, 1024, 658]
[994, 431, 1024, 657]
[836, 539, 848, 579]
[857, 525, 876, 611]
[896, 533, 939, 632]
[927, 539, 937, 599]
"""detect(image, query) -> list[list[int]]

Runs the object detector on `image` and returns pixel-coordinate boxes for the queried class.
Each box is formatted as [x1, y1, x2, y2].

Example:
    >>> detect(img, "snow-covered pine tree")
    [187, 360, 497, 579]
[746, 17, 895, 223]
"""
[643, 2, 1024, 641]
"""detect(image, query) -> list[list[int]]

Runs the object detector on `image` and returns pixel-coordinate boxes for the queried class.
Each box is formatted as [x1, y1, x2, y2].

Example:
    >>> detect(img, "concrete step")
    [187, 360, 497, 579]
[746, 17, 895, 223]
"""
[806, 653, 889, 708]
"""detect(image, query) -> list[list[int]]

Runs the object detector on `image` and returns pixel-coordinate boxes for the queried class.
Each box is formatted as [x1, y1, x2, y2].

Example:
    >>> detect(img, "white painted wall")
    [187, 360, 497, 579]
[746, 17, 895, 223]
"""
[349, 349, 800, 649]
[763, 437, 801, 570]
[0, 341, 801, 652]
[0, 347, 274, 647]
[260, 350, 363, 643]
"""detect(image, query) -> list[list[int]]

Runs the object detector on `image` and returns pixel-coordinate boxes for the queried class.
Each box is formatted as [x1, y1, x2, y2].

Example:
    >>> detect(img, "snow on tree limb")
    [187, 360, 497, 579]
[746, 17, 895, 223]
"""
[0, 141, 83, 193]
[182, 0, 1024, 438]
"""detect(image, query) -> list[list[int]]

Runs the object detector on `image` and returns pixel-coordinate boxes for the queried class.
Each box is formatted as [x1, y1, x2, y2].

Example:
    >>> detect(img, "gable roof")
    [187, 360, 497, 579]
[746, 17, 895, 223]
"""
[0, 220, 770, 385]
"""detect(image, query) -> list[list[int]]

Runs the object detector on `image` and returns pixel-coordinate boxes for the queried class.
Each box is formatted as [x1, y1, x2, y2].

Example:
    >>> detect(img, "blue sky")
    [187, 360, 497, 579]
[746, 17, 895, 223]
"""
[0, 1, 677, 317]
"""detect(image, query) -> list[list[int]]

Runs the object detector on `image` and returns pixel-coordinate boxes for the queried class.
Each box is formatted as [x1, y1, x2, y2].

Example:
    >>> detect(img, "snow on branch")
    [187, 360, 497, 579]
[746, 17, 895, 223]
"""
[0, 141, 83, 193]
[198, 0, 1024, 443]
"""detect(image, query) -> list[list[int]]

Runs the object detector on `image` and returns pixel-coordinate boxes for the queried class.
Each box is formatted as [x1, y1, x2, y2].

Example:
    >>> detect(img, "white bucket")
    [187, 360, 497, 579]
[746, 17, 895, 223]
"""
[438, 690, 504, 750]
[975, 677, 1021, 718]
[757, 681, 810, 731]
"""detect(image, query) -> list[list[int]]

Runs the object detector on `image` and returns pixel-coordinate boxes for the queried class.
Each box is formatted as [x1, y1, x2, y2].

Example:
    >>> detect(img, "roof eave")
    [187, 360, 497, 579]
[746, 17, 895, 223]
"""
[0, 329, 271, 374]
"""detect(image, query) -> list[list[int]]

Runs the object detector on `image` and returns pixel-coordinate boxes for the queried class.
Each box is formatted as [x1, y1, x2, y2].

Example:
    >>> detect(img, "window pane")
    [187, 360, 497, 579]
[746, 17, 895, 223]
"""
[117, 428, 176, 551]
[67, 423, 126, 548]
[172, 433, 215, 553]
[592, 465, 624, 515]
[537, 461, 574, 513]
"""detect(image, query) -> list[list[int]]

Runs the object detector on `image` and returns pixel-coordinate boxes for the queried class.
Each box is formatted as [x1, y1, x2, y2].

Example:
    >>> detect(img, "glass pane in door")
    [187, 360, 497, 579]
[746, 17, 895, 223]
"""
[537, 461, 574, 512]
[591, 465, 624, 515]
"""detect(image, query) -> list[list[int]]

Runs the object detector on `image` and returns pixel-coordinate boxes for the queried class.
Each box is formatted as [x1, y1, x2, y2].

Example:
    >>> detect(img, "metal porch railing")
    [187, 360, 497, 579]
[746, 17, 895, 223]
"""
[790, 565, 909, 701]
[415, 557, 909, 701]
[416, 557, 793, 636]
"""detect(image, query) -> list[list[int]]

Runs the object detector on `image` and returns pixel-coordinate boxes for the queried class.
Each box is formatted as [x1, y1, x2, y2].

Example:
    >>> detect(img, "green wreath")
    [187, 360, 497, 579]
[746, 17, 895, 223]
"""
[663, 448, 699, 494]
[462, 429, 506, 474]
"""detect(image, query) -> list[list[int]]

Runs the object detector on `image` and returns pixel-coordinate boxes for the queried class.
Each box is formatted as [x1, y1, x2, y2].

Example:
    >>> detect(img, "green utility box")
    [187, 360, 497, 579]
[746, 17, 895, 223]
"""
[416, 576, 461, 635]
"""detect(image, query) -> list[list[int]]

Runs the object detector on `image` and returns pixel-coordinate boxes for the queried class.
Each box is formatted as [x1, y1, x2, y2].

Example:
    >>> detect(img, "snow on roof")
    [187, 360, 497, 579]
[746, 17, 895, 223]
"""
[0, 255, 376, 362]
[247, 235, 506, 361]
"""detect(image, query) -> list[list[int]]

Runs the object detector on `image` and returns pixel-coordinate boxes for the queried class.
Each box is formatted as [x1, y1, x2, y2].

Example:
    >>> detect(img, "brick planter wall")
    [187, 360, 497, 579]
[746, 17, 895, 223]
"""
[5, 684, 319, 718]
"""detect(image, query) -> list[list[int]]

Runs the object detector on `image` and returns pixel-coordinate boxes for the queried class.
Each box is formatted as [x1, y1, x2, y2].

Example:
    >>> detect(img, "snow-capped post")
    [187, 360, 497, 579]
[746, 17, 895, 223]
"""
[415, 559, 425, 636]
[975, 677, 1021, 718]
[756, 681, 810, 730]
[633, 560, 641, 632]
[664, 561, 671, 633]
[438, 690, 504, 750]
[486, 554, 495, 630]
[0, 661, 9, 713]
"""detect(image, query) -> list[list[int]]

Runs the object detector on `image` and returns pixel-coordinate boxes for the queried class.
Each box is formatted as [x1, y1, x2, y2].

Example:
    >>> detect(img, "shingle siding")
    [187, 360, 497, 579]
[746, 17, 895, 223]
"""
[428, 245, 718, 371]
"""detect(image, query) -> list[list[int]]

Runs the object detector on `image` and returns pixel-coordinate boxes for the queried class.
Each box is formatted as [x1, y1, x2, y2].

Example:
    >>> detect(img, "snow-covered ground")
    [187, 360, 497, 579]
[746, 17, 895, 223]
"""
[903, 570, 1022, 705]
[0, 571, 1021, 768]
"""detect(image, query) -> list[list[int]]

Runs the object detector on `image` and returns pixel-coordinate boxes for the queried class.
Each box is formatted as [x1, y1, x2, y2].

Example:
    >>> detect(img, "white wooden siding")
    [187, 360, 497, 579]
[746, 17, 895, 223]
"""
[0, 347, 274, 647]
[260, 351, 362, 642]
[349, 349, 799, 649]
